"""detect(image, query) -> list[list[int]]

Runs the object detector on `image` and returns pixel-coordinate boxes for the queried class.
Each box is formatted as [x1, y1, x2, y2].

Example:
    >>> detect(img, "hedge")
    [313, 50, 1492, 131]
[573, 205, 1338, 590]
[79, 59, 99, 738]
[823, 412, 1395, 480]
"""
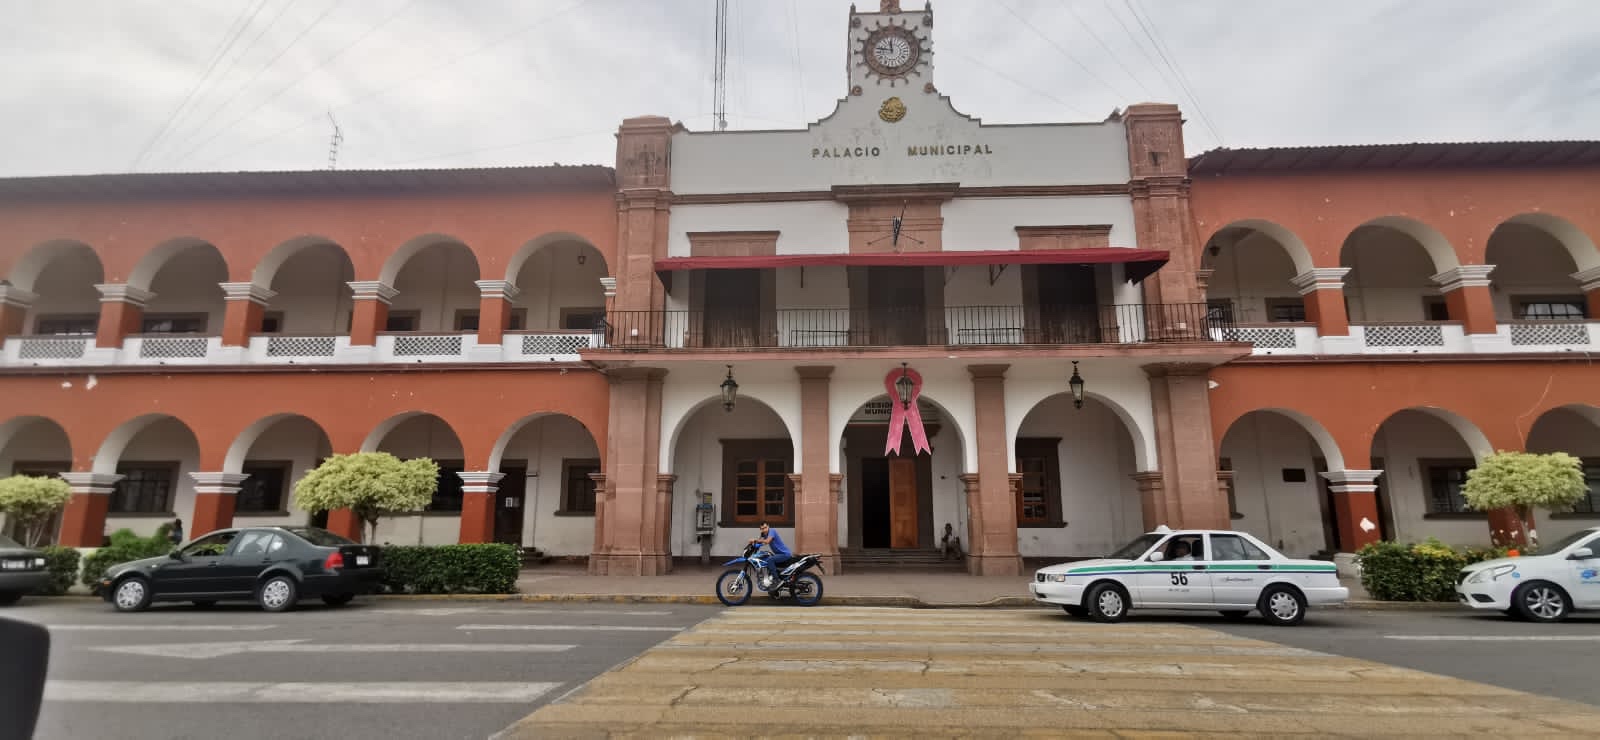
[81, 528, 175, 588]
[378, 544, 520, 595]
[1356, 539, 1514, 601]
[37, 546, 81, 596]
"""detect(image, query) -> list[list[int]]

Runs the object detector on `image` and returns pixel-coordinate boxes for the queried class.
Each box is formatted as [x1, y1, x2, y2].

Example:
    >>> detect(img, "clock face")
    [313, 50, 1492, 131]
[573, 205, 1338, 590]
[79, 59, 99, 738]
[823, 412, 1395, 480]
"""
[873, 35, 912, 68]
[862, 27, 921, 78]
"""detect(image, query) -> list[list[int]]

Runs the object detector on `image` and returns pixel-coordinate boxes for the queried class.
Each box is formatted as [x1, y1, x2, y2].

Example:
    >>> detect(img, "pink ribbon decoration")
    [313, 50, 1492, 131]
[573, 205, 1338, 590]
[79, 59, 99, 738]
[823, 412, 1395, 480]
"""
[884, 367, 932, 456]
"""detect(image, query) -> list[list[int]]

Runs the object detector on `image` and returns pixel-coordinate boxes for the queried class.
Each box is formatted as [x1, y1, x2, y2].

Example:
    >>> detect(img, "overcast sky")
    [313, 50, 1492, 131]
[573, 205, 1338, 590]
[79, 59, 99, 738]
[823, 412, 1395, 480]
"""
[3, 0, 1597, 178]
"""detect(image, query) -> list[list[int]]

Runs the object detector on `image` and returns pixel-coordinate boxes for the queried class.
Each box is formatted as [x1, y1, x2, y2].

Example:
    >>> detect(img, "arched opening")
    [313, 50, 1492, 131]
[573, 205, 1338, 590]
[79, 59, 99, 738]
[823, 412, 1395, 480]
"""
[1218, 409, 1348, 558]
[225, 414, 333, 527]
[670, 396, 795, 559]
[0, 416, 72, 544]
[134, 240, 229, 337]
[365, 413, 464, 545]
[1370, 407, 1493, 546]
[382, 238, 480, 334]
[1202, 221, 1313, 325]
[1340, 217, 1457, 325]
[836, 393, 965, 560]
[1014, 393, 1143, 558]
[256, 237, 355, 336]
[509, 236, 608, 334]
[1525, 405, 1600, 534]
[490, 413, 602, 553]
[1487, 216, 1592, 328]
[7, 241, 104, 338]
[96, 415, 200, 539]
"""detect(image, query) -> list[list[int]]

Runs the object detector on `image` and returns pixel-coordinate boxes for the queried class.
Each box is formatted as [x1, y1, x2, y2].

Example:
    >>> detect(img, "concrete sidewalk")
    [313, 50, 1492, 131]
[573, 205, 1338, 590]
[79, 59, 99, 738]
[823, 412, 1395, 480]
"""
[482, 564, 1438, 610]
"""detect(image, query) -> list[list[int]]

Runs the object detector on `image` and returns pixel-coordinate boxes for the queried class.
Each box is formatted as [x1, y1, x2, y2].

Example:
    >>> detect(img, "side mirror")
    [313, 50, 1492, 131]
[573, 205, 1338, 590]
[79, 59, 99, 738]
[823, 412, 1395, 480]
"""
[1148, 551, 1165, 562]
[168, 549, 184, 560]
[1569, 547, 1594, 560]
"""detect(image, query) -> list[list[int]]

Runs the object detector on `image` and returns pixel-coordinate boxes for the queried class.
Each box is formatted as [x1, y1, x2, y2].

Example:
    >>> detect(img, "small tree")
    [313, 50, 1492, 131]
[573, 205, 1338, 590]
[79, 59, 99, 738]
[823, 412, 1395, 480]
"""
[293, 452, 439, 543]
[0, 475, 72, 547]
[1463, 451, 1587, 549]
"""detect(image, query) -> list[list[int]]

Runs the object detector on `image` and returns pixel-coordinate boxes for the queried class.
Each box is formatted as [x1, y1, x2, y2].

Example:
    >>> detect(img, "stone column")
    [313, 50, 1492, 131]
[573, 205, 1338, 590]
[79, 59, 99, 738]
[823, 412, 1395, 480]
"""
[346, 281, 398, 347]
[0, 285, 36, 347]
[1144, 363, 1228, 529]
[58, 472, 122, 547]
[473, 280, 519, 347]
[590, 367, 667, 575]
[219, 282, 276, 348]
[1319, 469, 1384, 576]
[588, 472, 609, 565]
[457, 471, 505, 544]
[94, 284, 154, 349]
[1290, 267, 1351, 337]
[326, 509, 363, 542]
[959, 473, 983, 567]
[1431, 265, 1498, 335]
[613, 116, 674, 314]
[795, 366, 840, 573]
[189, 472, 249, 535]
[1572, 266, 1600, 320]
[656, 473, 677, 568]
[1123, 103, 1202, 307]
[1130, 471, 1167, 530]
[968, 364, 1020, 576]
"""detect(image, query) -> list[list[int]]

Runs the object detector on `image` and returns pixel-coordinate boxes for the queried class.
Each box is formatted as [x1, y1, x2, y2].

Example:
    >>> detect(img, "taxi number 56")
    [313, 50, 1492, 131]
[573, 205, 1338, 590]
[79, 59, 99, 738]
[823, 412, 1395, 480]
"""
[1169, 573, 1189, 586]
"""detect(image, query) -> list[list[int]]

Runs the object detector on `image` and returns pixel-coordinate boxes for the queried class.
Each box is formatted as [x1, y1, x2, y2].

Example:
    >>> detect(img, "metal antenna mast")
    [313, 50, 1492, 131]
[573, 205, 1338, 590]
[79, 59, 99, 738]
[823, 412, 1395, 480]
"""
[326, 111, 344, 169]
[713, 0, 729, 130]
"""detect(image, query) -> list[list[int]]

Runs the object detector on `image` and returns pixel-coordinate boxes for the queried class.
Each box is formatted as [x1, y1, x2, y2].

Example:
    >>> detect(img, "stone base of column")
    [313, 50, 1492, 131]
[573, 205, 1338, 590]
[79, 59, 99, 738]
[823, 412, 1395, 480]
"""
[588, 552, 672, 576]
[966, 553, 1022, 577]
[327, 509, 363, 541]
[58, 473, 122, 548]
[459, 493, 495, 543]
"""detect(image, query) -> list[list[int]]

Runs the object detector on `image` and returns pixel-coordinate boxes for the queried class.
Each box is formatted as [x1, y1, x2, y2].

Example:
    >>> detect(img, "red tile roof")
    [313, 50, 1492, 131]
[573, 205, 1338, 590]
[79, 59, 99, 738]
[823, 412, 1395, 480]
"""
[1188, 141, 1600, 174]
[0, 164, 616, 199]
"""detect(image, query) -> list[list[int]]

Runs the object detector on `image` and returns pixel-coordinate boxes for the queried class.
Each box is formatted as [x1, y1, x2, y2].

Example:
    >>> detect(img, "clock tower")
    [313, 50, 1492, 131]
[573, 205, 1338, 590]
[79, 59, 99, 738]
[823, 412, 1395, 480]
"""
[848, 1, 935, 96]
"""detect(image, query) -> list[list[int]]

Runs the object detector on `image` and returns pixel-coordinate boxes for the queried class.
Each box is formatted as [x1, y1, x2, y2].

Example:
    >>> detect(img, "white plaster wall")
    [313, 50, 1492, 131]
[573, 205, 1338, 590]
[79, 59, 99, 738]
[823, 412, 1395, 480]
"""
[942, 196, 1138, 251]
[374, 415, 464, 546]
[23, 248, 102, 332]
[828, 363, 976, 475]
[1486, 225, 1586, 319]
[389, 244, 480, 333]
[501, 414, 601, 556]
[1206, 231, 1300, 323]
[921, 422, 966, 550]
[667, 203, 849, 258]
[144, 248, 228, 334]
[668, 397, 792, 558]
[1372, 411, 1489, 547]
[660, 367, 804, 475]
[1344, 229, 1442, 323]
[105, 418, 199, 538]
[234, 416, 330, 529]
[1523, 408, 1600, 542]
[511, 242, 607, 330]
[1219, 412, 1330, 558]
[1004, 359, 1156, 473]
[671, 95, 1129, 193]
[268, 245, 352, 335]
[775, 266, 848, 309]
[1015, 394, 1142, 557]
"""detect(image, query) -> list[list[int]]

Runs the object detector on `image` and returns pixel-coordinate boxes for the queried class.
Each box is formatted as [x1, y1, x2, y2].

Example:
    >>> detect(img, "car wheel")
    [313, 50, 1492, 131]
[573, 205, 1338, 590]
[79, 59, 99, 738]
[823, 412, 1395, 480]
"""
[112, 577, 153, 612]
[321, 593, 354, 607]
[0, 591, 21, 606]
[257, 575, 299, 613]
[191, 600, 217, 608]
[1258, 585, 1306, 626]
[1219, 610, 1250, 620]
[1513, 582, 1570, 623]
[1061, 605, 1087, 619]
[1085, 583, 1129, 623]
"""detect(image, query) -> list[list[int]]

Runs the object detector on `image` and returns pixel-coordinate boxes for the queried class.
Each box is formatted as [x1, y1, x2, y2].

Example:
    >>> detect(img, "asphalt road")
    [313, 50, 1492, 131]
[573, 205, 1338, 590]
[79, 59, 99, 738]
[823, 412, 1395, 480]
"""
[7, 597, 720, 740]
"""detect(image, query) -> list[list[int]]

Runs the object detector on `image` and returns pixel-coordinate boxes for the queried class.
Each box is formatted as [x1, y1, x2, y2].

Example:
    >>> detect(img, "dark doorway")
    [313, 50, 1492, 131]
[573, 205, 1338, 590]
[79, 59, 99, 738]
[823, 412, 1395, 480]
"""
[702, 269, 764, 347]
[494, 466, 527, 546]
[861, 457, 891, 548]
[309, 510, 329, 529]
[867, 266, 927, 345]
[1034, 264, 1101, 343]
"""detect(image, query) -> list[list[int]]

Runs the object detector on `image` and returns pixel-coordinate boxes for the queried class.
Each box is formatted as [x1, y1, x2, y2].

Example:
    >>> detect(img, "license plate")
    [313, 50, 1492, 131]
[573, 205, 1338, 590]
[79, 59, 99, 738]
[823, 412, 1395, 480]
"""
[1, 560, 25, 570]
[355, 555, 370, 566]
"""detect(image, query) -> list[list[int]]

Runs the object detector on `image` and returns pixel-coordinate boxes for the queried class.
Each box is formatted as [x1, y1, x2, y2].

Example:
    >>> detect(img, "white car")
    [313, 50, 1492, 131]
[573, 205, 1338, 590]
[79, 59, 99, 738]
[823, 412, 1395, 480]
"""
[1029, 527, 1349, 626]
[1455, 526, 1600, 622]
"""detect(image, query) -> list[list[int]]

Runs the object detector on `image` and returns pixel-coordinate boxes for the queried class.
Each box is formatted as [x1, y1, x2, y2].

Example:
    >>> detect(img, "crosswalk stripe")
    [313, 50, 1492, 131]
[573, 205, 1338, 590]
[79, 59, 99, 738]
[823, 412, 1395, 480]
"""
[403, 607, 677, 617]
[457, 624, 684, 633]
[44, 624, 278, 632]
[89, 640, 580, 659]
[1384, 635, 1600, 642]
[44, 681, 563, 704]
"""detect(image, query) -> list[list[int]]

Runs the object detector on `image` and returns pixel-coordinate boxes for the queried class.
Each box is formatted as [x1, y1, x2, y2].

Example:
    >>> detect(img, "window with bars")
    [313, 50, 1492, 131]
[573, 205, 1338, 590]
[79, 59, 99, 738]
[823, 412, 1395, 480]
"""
[238, 462, 289, 513]
[260, 313, 283, 333]
[1570, 460, 1600, 515]
[561, 308, 606, 331]
[1423, 459, 1477, 515]
[1516, 298, 1587, 320]
[426, 460, 464, 512]
[34, 314, 98, 335]
[720, 440, 793, 526]
[455, 309, 527, 332]
[561, 459, 600, 514]
[111, 463, 178, 514]
[141, 314, 207, 334]
[1264, 298, 1307, 323]
[1014, 438, 1063, 527]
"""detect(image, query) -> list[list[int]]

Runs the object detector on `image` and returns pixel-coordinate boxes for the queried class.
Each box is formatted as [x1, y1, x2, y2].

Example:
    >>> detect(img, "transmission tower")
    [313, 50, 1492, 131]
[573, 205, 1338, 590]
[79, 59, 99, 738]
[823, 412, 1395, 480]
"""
[713, 0, 729, 131]
[326, 111, 344, 169]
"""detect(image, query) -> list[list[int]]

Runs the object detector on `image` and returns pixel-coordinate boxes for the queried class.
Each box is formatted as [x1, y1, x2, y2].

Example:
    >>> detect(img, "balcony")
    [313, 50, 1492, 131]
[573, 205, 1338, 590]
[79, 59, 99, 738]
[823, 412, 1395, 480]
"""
[595, 303, 1231, 350]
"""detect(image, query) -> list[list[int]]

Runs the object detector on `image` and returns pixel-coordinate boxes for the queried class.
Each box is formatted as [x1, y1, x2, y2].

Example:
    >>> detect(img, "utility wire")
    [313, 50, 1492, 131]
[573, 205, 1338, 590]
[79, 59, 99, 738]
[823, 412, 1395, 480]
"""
[1125, 0, 1225, 146]
[1102, 0, 1173, 97]
[995, 0, 1126, 103]
[383, 131, 613, 167]
[787, 0, 808, 123]
[163, 0, 305, 153]
[1056, 0, 1154, 99]
[944, 48, 1093, 119]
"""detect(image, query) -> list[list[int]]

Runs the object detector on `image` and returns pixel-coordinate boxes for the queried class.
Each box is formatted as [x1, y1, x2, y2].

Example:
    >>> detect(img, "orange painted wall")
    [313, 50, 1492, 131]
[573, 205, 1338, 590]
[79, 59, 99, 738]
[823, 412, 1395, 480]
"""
[1210, 358, 1600, 470]
[1189, 167, 1600, 265]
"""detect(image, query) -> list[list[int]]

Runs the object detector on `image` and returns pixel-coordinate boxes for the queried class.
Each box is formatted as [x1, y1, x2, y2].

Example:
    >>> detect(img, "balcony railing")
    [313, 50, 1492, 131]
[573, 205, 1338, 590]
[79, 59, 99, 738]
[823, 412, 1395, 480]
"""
[597, 304, 1233, 350]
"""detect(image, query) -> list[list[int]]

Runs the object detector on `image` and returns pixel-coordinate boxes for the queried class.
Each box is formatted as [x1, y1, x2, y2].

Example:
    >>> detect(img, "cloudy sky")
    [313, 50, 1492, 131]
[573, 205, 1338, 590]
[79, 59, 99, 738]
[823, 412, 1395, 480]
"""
[3, 0, 1597, 178]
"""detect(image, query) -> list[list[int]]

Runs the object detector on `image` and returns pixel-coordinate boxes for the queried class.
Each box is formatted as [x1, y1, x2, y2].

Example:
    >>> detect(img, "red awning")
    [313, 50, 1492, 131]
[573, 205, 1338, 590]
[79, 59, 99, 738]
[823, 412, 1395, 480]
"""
[654, 248, 1170, 283]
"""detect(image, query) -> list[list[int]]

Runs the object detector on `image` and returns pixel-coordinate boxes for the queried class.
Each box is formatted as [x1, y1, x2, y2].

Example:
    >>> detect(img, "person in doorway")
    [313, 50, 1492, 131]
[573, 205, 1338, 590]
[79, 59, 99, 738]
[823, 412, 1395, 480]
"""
[940, 522, 963, 560]
[167, 518, 184, 547]
[749, 522, 792, 571]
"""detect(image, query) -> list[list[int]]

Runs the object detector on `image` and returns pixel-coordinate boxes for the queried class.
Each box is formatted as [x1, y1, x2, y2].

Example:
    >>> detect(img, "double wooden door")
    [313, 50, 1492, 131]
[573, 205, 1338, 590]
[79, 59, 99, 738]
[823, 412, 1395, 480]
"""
[888, 457, 918, 549]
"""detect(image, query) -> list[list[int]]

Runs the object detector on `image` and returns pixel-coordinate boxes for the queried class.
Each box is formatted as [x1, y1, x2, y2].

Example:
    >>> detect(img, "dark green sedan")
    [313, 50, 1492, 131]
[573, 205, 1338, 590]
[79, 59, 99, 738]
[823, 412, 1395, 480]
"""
[0, 533, 50, 606]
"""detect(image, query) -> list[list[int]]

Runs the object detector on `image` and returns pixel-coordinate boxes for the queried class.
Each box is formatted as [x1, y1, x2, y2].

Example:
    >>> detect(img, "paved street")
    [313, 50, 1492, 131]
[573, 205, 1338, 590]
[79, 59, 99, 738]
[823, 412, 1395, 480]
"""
[9, 598, 719, 740]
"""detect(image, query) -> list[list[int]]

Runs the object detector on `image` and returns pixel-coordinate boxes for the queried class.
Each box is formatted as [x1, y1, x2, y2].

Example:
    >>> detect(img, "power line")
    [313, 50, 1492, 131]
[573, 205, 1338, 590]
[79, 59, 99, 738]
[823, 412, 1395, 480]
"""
[713, 0, 729, 130]
[127, 0, 271, 170]
[1101, 0, 1172, 97]
[163, 0, 305, 153]
[1125, 0, 1225, 146]
[995, 0, 1126, 103]
[787, 0, 807, 123]
[382, 130, 613, 167]
[171, 0, 422, 166]
[1056, 0, 1154, 100]
[944, 48, 1093, 119]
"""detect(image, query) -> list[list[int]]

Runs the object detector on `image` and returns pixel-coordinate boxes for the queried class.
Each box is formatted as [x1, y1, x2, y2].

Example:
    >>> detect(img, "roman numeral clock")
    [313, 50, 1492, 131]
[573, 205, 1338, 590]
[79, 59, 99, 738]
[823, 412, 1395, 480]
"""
[850, 3, 934, 93]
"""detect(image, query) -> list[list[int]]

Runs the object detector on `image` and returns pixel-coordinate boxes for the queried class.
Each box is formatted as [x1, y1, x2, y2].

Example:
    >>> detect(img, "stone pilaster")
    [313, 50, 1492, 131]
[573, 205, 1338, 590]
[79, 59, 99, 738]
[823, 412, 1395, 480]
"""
[58, 472, 123, 547]
[1130, 471, 1167, 531]
[189, 472, 250, 535]
[1144, 363, 1227, 529]
[346, 280, 399, 347]
[968, 364, 1020, 576]
[1123, 103, 1201, 307]
[457, 471, 505, 544]
[655, 473, 677, 570]
[590, 367, 668, 575]
[613, 116, 674, 314]
[0, 285, 37, 346]
[219, 282, 277, 348]
[94, 284, 155, 349]
[1431, 265, 1497, 336]
[1290, 267, 1352, 337]
[795, 366, 840, 573]
[473, 280, 520, 347]
[1572, 266, 1600, 320]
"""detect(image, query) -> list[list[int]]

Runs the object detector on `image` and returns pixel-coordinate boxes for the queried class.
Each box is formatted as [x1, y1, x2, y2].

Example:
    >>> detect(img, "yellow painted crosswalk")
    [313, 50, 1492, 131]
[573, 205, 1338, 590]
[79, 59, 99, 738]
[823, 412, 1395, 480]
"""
[496, 607, 1600, 738]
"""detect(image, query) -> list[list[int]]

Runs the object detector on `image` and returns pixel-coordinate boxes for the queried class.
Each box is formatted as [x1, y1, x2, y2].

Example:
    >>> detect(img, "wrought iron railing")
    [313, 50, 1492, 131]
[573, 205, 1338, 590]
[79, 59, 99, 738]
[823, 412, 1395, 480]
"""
[596, 303, 1233, 350]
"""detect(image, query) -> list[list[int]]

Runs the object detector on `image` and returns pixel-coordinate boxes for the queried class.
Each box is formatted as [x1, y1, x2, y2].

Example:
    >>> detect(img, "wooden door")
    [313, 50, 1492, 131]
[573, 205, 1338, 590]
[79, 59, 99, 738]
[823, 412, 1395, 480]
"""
[494, 467, 527, 546]
[703, 269, 762, 347]
[868, 267, 927, 345]
[889, 457, 918, 549]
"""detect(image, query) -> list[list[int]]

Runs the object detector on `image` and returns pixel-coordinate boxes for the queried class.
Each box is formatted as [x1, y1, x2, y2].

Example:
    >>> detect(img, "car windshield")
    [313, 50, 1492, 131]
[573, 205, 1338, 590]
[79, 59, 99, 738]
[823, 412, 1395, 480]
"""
[1540, 529, 1599, 554]
[0, 533, 20, 548]
[283, 526, 356, 547]
[1108, 533, 1165, 560]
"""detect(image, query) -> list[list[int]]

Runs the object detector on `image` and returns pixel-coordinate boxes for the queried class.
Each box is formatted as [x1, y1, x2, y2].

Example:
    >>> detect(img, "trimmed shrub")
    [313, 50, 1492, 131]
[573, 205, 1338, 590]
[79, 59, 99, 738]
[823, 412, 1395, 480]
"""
[37, 546, 81, 596]
[81, 529, 175, 588]
[378, 544, 520, 595]
[1357, 538, 1515, 601]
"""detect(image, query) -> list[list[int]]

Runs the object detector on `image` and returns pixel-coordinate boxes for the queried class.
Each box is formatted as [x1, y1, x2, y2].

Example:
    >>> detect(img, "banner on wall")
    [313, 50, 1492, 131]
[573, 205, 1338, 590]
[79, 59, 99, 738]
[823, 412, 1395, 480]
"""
[882, 367, 932, 457]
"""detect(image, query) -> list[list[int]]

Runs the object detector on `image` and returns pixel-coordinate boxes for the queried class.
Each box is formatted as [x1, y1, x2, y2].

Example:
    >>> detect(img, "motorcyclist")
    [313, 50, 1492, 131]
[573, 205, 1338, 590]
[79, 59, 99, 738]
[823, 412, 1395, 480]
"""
[749, 522, 792, 572]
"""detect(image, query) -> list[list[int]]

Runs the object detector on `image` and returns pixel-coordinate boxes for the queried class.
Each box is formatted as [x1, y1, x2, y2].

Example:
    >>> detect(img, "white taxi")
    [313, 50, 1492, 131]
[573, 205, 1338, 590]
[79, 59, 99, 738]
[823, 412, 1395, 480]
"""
[1029, 527, 1349, 626]
[1455, 526, 1600, 622]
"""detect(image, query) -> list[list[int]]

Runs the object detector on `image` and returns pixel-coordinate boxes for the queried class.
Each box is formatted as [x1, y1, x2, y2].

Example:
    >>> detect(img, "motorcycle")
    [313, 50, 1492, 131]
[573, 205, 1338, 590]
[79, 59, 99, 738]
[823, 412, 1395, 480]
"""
[714, 542, 825, 606]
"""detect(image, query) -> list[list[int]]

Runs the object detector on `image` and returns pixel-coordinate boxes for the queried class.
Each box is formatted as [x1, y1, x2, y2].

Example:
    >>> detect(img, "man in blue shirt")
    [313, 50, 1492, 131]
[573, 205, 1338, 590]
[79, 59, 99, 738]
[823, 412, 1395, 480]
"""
[750, 522, 792, 570]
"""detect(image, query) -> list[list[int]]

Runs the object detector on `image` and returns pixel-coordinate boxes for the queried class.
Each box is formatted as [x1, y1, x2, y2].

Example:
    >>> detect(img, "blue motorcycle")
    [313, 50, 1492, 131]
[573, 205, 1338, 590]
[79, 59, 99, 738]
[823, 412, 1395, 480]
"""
[715, 542, 825, 606]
